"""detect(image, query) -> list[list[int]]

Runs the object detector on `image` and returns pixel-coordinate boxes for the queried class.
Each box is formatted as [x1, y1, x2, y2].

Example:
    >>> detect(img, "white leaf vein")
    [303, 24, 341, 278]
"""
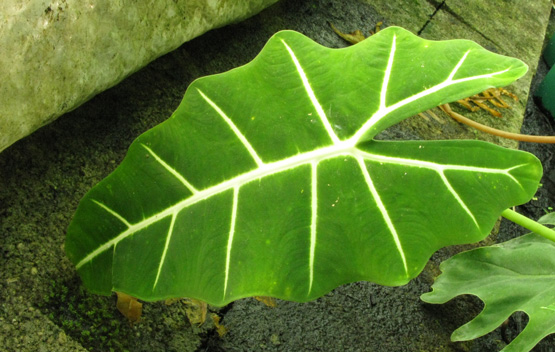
[92, 199, 131, 228]
[142, 144, 198, 194]
[281, 39, 340, 145]
[197, 89, 264, 167]
[438, 172, 479, 228]
[308, 161, 318, 295]
[223, 186, 239, 299]
[153, 213, 176, 290]
[379, 34, 396, 110]
[356, 156, 409, 275]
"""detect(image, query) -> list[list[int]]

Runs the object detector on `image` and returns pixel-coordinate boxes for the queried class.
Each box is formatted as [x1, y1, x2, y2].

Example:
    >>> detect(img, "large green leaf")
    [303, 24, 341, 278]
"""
[66, 27, 541, 305]
[421, 214, 555, 352]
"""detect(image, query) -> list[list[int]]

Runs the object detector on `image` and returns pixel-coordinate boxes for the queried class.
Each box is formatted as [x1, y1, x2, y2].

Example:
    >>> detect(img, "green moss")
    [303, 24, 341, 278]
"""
[39, 277, 132, 352]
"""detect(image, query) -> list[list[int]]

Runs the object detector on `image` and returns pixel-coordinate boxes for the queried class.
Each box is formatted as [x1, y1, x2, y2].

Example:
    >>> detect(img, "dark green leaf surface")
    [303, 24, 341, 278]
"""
[66, 27, 540, 305]
[421, 214, 555, 352]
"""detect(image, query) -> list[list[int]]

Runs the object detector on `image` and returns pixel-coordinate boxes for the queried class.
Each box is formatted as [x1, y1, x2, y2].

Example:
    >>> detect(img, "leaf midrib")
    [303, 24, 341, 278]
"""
[76, 141, 523, 270]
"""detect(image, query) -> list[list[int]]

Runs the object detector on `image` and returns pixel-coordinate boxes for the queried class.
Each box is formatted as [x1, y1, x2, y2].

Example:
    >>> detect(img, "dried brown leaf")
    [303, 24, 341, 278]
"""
[183, 298, 207, 325]
[455, 88, 518, 118]
[116, 292, 142, 324]
[164, 297, 182, 306]
[254, 296, 277, 307]
[211, 314, 228, 337]
[329, 23, 366, 45]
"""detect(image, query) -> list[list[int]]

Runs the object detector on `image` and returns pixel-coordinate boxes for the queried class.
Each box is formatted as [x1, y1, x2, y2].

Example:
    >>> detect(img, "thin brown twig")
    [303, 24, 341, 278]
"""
[439, 103, 555, 144]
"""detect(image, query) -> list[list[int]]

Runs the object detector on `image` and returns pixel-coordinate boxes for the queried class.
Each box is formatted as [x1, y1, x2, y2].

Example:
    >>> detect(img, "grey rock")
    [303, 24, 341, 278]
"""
[0, 0, 278, 153]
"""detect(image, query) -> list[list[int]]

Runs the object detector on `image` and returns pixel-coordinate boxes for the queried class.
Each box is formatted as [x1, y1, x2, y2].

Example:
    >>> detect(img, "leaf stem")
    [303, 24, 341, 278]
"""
[440, 104, 555, 144]
[501, 208, 555, 242]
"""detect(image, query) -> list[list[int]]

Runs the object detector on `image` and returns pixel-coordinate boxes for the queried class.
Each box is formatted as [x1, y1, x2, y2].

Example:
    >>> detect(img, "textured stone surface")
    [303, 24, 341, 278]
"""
[0, 0, 278, 153]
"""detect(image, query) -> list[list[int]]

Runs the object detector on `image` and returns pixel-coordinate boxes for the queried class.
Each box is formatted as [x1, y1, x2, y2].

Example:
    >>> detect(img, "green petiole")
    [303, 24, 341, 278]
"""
[502, 208, 555, 242]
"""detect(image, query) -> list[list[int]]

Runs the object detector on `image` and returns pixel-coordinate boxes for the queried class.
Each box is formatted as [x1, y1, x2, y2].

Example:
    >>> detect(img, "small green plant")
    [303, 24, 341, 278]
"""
[422, 213, 555, 352]
[65, 27, 555, 351]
